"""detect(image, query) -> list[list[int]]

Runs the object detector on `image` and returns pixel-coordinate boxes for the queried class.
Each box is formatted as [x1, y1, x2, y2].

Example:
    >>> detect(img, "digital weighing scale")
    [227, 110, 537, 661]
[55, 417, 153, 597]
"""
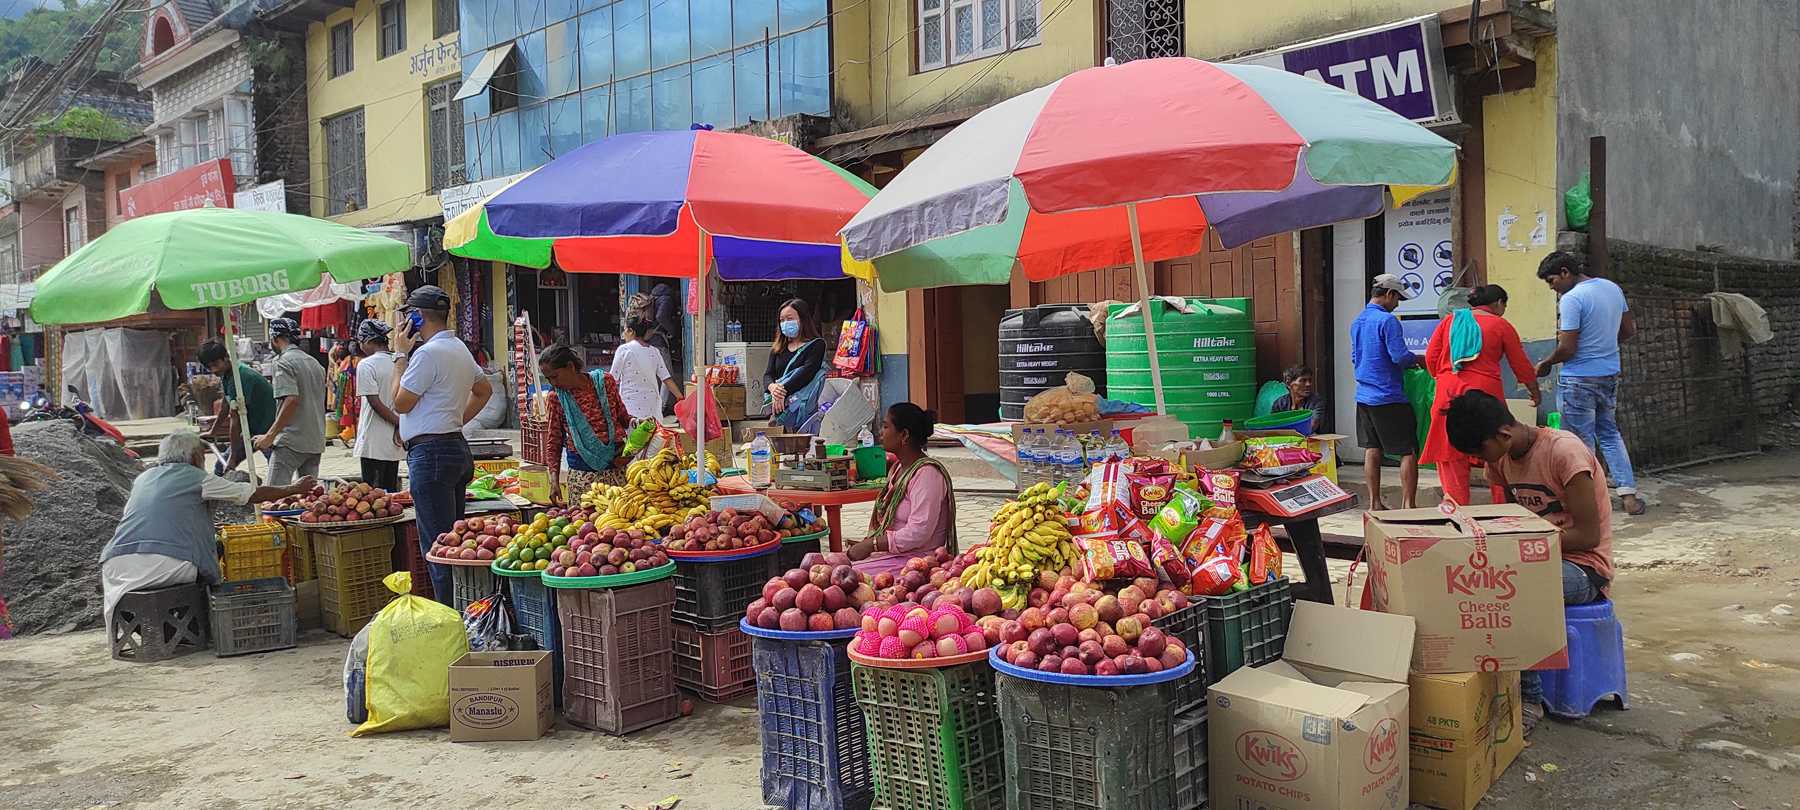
[1238, 473, 1352, 518]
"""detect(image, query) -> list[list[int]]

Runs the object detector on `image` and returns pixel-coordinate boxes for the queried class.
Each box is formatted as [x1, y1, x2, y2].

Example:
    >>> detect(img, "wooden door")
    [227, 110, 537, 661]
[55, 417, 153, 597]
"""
[1022, 232, 1300, 381]
[908, 287, 966, 423]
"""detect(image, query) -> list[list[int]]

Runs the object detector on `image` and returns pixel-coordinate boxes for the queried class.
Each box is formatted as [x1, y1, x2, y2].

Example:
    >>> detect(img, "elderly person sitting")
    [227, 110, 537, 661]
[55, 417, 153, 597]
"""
[99, 429, 315, 634]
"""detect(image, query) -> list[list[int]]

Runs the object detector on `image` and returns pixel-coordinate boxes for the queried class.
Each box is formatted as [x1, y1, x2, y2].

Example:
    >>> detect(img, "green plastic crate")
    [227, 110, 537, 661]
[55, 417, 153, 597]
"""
[1203, 577, 1294, 684]
[995, 675, 1176, 810]
[851, 661, 1004, 810]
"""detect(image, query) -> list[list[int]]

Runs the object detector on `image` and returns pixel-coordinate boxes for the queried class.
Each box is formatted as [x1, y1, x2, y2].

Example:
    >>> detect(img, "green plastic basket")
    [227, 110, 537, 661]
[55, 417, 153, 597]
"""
[544, 561, 677, 590]
[852, 660, 1005, 810]
[995, 674, 1176, 810]
[491, 562, 543, 579]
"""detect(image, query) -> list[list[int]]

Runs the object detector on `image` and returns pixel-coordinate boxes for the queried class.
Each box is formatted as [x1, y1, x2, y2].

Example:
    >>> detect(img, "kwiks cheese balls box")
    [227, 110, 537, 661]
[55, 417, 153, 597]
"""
[1363, 503, 1568, 673]
[1209, 602, 1418, 810]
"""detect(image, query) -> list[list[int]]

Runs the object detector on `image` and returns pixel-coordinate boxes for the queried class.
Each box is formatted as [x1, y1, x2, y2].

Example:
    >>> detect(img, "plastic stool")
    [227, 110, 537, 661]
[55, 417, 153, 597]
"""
[1539, 599, 1628, 718]
[110, 583, 209, 662]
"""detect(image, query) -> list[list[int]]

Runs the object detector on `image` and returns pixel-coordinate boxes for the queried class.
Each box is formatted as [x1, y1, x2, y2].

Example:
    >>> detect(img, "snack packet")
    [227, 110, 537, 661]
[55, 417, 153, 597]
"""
[1148, 533, 1192, 585]
[1126, 466, 1177, 521]
[1083, 459, 1129, 514]
[1195, 467, 1242, 520]
[1248, 524, 1283, 585]
[1148, 483, 1212, 542]
[1180, 514, 1247, 596]
[1075, 530, 1155, 582]
[1243, 441, 1322, 477]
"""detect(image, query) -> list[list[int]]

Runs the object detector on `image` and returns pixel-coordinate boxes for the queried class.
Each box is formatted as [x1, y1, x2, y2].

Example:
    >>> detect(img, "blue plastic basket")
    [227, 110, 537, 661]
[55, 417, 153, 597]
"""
[754, 635, 874, 810]
[507, 574, 563, 705]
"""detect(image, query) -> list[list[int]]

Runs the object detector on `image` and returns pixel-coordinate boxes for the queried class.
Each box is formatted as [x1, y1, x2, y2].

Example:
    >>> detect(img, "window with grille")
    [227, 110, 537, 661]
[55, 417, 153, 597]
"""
[379, 1, 405, 59]
[434, 0, 458, 38]
[1103, 0, 1183, 63]
[331, 21, 354, 76]
[918, 0, 1038, 71]
[426, 80, 466, 192]
[324, 108, 367, 215]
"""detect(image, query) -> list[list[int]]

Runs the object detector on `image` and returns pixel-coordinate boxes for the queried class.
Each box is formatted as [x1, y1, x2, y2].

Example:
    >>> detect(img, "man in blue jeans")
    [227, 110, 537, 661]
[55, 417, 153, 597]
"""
[389, 286, 493, 604]
[1446, 390, 1612, 736]
[1534, 252, 1646, 516]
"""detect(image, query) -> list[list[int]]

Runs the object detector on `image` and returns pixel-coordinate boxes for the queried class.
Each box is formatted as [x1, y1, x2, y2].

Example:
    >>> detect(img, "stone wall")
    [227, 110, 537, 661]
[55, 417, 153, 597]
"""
[149, 47, 255, 125]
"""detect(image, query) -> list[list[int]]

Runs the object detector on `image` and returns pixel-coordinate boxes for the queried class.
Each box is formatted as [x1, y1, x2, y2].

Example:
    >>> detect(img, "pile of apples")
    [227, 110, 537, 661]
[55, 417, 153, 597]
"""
[868, 548, 958, 605]
[292, 482, 403, 524]
[544, 526, 670, 579]
[667, 508, 780, 552]
[428, 514, 521, 561]
[745, 552, 878, 632]
[851, 603, 989, 660]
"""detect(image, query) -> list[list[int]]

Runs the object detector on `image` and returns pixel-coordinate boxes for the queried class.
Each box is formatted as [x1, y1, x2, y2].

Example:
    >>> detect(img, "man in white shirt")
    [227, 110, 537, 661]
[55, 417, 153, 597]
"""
[389, 286, 492, 604]
[611, 311, 685, 420]
[351, 319, 404, 492]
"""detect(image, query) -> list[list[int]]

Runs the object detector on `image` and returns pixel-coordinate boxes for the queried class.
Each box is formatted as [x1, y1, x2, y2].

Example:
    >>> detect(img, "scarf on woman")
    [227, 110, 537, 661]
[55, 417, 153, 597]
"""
[1448, 308, 1484, 371]
[556, 370, 619, 471]
[868, 454, 958, 555]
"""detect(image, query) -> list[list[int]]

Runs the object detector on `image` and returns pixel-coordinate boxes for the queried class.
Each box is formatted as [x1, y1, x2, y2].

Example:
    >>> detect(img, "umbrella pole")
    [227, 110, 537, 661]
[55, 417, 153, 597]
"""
[694, 227, 709, 484]
[1125, 203, 1167, 415]
[222, 306, 261, 485]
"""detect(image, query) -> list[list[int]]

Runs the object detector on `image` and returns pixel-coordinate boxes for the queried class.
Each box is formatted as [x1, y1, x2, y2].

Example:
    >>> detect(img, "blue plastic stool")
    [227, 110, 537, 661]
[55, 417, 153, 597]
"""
[1540, 599, 1629, 718]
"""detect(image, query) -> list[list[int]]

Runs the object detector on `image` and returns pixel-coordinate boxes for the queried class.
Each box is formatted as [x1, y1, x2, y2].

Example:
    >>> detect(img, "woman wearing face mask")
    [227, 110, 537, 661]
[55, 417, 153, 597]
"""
[763, 298, 827, 432]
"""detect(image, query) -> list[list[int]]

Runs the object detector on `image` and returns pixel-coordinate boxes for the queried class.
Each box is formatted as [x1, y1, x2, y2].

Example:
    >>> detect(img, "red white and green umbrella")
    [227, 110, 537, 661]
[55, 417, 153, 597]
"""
[842, 57, 1458, 411]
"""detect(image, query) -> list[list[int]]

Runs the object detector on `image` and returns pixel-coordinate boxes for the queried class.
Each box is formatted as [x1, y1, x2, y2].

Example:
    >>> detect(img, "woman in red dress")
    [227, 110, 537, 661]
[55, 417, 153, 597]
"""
[1422, 285, 1543, 505]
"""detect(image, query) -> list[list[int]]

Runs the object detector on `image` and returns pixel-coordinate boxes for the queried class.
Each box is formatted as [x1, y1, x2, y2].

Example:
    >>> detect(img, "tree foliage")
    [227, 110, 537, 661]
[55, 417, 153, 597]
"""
[0, 1, 144, 75]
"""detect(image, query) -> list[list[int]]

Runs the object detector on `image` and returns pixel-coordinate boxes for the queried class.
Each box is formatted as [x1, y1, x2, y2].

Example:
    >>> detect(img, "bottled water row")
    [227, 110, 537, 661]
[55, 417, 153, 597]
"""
[1016, 427, 1130, 488]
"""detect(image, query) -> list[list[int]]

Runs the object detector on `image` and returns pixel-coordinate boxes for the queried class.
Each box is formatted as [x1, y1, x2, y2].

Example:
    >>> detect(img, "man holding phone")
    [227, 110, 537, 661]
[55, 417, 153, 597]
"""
[389, 286, 492, 603]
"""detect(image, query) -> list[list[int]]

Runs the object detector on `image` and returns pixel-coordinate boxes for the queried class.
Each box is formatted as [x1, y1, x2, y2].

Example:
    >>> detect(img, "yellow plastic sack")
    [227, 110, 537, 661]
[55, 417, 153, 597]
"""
[350, 572, 469, 737]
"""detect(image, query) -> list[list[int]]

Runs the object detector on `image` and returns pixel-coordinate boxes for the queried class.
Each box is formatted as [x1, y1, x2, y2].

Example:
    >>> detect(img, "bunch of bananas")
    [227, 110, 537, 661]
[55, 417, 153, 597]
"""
[584, 447, 722, 534]
[957, 482, 1079, 610]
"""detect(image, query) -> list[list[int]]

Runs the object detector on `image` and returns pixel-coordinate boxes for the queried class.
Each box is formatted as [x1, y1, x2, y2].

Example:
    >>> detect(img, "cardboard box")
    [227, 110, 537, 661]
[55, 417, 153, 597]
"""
[448, 651, 555, 742]
[1240, 429, 1348, 483]
[1363, 504, 1568, 673]
[714, 384, 748, 421]
[1209, 602, 1418, 810]
[1408, 671, 1523, 810]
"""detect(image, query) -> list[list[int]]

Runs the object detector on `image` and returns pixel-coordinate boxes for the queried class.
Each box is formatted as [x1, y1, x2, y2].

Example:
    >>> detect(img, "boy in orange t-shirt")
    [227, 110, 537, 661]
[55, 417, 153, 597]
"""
[1445, 390, 1612, 735]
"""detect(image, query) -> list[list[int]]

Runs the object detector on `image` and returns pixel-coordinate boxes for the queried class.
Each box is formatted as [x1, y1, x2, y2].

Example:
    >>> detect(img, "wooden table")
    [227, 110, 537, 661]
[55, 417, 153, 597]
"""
[714, 475, 882, 553]
[1242, 493, 1361, 606]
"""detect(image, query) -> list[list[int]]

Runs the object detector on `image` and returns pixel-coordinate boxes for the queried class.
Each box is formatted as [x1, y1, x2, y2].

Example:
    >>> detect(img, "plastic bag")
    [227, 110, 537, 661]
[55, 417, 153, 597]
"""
[1023, 372, 1102, 424]
[464, 592, 528, 652]
[831, 307, 877, 377]
[350, 572, 470, 737]
[1564, 174, 1592, 232]
[675, 382, 724, 442]
[343, 623, 371, 724]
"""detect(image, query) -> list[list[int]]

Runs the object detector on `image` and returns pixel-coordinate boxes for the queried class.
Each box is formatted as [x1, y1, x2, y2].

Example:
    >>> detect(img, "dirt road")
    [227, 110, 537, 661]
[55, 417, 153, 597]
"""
[3, 456, 1798, 809]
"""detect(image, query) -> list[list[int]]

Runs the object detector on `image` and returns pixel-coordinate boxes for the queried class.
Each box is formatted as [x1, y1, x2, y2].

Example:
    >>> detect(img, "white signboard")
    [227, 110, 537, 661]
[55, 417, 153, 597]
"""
[233, 180, 287, 213]
[438, 172, 530, 220]
[1385, 188, 1455, 316]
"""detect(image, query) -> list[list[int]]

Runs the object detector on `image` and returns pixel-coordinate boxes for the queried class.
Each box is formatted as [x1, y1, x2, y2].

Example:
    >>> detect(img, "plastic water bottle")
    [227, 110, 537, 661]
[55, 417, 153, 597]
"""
[1108, 429, 1130, 462]
[1017, 429, 1039, 488]
[857, 425, 876, 447]
[1086, 430, 1105, 466]
[1048, 430, 1077, 485]
[749, 431, 772, 487]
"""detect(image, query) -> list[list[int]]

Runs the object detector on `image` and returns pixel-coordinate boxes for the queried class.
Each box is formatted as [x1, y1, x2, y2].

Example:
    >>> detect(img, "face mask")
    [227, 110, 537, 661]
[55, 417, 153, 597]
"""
[780, 320, 800, 338]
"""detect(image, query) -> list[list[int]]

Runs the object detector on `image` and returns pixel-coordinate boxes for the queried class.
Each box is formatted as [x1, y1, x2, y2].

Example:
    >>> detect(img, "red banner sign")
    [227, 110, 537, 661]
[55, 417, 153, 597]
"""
[119, 158, 235, 220]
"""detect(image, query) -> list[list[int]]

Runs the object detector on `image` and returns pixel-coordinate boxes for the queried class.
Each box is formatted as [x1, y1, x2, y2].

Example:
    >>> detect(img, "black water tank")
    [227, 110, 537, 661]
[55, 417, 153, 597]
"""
[998, 305, 1106, 421]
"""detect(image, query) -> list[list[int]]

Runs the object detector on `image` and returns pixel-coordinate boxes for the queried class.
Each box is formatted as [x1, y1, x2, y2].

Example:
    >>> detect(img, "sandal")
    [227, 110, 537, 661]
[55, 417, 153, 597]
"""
[1522, 702, 1546, 738]
[1622, 494, 1647, 516]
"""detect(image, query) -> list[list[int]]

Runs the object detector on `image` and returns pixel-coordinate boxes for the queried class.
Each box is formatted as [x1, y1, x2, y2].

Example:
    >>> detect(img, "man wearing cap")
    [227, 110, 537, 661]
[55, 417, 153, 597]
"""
[253, 317, 329, 485]
[389, 286, 492, 603]
[352, 319, 404, 492]
[1350, 273, 1422, 510]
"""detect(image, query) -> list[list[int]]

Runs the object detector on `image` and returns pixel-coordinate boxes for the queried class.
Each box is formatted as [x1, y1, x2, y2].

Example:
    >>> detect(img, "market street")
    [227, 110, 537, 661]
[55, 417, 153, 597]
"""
[3, 453, 1798, 809]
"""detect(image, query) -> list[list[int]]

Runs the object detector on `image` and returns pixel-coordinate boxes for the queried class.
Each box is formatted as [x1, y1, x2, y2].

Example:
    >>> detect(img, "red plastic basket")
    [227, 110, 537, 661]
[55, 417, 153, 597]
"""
[672, 621, 755, 702]
[521, 416, 555, 466]
[394, 522, 435, 600]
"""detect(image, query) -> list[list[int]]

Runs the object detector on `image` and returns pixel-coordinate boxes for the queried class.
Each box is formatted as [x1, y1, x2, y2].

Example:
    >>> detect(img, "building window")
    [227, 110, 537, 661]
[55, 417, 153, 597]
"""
[63, 205, 84, 255]
[114, 170, 133, 216]
[379, 1, 406, 58]
[1103, 0, 1183, 63]
[920, 0, 1035, 70]
[330, 21, 354, 76]
[323, 108, 367, 215]
[426, 80, 466, 191]
[434, 0, 459, 38]
[490, 47, 520, 112]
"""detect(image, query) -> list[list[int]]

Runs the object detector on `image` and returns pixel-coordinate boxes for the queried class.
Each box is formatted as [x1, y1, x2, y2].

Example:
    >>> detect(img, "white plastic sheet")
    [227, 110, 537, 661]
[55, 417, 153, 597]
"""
[256, 279, 366, 319]
[59, 327, 176, 420]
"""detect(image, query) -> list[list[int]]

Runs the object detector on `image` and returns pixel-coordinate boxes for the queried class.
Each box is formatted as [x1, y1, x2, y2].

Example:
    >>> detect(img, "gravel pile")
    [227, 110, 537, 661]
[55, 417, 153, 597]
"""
[2, 421, 146, 635]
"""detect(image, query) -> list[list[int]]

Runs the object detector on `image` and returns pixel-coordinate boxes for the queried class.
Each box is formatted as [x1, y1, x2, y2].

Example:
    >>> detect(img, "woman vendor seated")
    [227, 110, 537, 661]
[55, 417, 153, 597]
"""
[538, 344, 635, 496]
[848, 403, 957, 576]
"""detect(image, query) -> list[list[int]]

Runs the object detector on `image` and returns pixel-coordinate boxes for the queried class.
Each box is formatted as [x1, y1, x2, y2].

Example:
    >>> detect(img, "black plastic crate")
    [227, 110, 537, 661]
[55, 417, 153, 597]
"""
[672, 550, 778, 631]
[507, 574, 562, 705]
[1203, 577, 1294, 684]
[1170, 706, 1208, 810]
[755, 636, 873, 810]
[1153, 600, 1209, 713]
[208, 577, 297, 657]
[995, 674, 1176, 810]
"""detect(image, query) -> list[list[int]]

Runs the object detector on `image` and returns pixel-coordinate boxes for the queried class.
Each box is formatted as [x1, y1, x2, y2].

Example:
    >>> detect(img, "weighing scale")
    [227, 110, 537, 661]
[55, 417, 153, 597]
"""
[1238, 473, 1351, 518]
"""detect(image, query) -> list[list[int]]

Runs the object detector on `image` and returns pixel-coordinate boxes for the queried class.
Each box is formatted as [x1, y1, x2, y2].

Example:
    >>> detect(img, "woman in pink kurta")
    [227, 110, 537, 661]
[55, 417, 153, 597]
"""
[849, 403, 957, 577]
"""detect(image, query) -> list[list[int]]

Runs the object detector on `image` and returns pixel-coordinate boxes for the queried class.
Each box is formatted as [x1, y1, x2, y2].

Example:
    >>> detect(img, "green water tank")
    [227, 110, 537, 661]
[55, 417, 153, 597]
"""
[1106, 297, 1258, 439]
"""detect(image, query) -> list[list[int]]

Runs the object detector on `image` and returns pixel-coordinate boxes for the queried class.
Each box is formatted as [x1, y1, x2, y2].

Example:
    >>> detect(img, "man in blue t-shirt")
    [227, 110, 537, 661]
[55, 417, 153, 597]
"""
[1350, 273, 1421, 510]
[1534, 252, 1644, 515]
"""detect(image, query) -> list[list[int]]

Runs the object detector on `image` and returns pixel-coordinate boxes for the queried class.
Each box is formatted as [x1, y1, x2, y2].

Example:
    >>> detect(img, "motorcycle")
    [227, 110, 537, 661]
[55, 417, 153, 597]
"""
[27, 386, 130, 447]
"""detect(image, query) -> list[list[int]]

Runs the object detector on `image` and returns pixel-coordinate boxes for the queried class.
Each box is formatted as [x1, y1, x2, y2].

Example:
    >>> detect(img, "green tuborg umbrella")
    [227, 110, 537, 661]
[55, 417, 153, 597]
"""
[31, 206, 412, 483]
